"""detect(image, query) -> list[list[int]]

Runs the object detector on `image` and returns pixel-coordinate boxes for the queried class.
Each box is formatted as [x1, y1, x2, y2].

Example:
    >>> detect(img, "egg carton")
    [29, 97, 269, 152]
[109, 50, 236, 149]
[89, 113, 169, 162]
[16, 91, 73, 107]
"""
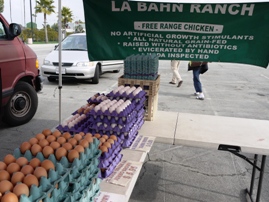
[99, 145, 122, 167]
[107, 89, 146, 99]
[68, 157, 99, 184]
[89, 102, 135, 118]
[56, 119, 93, 134]
[63, 178, 101, 202]
[88, 110, 137, 124]
[19, 177, 55, 202]
[98, 152, 123, 179]
[13, 148, 71, 184]
[87, 93, 109, 104]
[122, 131, 139, 148]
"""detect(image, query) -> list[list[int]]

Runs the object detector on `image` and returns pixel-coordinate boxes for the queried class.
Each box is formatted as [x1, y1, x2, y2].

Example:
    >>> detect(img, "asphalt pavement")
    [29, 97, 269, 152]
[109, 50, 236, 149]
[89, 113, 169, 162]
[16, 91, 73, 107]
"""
[0, 45, 269, 202]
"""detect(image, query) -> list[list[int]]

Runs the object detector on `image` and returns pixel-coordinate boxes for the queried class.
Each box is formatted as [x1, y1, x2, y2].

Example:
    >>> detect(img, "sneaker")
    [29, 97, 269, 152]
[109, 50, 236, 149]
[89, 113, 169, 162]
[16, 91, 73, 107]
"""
[177, 80, 183, 87]
[196, 92, 205, 100]
[194, 92, 200, 96]
[169, 81, 176, 85]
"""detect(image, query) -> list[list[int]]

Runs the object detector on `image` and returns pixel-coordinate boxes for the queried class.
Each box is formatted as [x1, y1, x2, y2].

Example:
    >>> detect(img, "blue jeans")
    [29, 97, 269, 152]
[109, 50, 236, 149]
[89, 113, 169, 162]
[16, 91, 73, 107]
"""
[193, 66, 202, 93]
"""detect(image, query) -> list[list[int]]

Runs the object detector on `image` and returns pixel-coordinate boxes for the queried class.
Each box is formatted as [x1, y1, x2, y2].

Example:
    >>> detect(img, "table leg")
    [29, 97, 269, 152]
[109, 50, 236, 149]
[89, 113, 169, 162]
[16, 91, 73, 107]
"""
[256, 155, 266, 202]
[249, 154, 258, 196]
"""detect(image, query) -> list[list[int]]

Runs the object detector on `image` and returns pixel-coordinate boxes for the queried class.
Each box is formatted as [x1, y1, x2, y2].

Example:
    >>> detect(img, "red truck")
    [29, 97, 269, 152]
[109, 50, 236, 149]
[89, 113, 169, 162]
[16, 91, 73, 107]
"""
[0, 14, 42, 126]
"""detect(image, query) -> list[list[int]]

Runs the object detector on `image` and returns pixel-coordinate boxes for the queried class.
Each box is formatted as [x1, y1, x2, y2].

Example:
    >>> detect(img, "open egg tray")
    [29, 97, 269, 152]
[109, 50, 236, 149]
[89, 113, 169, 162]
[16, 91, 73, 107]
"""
[63, 178, 101, 202]
[99, 144, 122, 168]
[89, 117, 137, 134]
[98, 152, 123, 179]
[106, 90, 146, 100]
[87, 93, 108, 104]
[56, 119, 93, 134]
[122, 131, 139, 148]
[89, 101, 135, 118]
[88, 109, 137, 124]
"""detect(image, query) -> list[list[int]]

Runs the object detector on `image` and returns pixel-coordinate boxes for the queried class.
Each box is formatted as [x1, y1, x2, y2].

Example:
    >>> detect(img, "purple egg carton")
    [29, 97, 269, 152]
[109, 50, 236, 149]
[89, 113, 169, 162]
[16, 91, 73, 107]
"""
[87, 93, 108, 104]
[107, 90, 146, 100]
[137, 107, 145, 118]
[56, 119, 92, 134]
[99, 145, 122, 167]
[122, 131, 139, 148]
[98, 152, 123, 179]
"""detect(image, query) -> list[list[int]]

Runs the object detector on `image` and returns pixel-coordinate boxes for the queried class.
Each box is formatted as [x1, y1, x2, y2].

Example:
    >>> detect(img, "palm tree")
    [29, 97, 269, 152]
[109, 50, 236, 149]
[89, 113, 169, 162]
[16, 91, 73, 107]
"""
[0, 0, 4, 13]
[61, 6, 73, 38]
[35, 0, 55, 43]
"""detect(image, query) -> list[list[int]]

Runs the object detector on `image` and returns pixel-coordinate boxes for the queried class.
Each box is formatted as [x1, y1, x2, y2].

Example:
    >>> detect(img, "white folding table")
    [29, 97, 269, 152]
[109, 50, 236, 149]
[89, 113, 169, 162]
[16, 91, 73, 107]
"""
[139, 110, 269, 202]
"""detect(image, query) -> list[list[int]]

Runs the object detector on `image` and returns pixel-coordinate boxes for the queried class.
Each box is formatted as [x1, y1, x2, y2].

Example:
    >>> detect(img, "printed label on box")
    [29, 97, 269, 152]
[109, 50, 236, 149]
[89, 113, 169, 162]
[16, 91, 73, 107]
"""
[94, 191, 126, 202]
[129, 135, 155, 152]
[105, 160, 142, 187]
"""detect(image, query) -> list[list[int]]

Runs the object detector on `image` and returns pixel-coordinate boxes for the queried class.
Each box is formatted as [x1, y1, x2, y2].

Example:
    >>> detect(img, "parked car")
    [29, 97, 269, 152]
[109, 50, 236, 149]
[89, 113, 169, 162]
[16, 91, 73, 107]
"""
[0, 14, 42, 126]
[41, 33, 123, 84]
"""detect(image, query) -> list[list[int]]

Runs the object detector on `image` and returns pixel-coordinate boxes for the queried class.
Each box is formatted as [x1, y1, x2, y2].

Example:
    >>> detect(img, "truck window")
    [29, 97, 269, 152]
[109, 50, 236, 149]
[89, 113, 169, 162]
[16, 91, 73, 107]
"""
[0, 21, 7, 39]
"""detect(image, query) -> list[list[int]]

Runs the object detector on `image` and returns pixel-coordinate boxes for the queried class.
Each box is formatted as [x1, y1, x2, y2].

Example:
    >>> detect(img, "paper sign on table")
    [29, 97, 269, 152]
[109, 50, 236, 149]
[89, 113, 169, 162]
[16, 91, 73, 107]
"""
[94, 191, 126, 202]
[129, 135, 155, 152]
[105, 160, 142, 187]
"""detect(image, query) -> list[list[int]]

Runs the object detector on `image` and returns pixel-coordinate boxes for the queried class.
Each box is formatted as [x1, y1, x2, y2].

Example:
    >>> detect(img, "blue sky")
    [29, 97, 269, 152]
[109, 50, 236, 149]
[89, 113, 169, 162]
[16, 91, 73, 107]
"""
[2, 0, 85, 28]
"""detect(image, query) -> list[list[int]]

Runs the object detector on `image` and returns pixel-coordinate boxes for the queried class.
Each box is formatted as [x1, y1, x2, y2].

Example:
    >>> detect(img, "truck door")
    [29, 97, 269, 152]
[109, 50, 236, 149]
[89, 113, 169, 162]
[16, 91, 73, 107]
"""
[0, 18, 25, 100]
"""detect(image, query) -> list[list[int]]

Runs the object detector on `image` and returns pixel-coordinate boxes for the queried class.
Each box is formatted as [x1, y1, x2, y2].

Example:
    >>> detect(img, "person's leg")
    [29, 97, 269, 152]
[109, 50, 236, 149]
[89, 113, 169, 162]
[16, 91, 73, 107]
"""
[193, 67, 204, 99]
[193, 67, 202, 93]
[170, 60, 183, 86]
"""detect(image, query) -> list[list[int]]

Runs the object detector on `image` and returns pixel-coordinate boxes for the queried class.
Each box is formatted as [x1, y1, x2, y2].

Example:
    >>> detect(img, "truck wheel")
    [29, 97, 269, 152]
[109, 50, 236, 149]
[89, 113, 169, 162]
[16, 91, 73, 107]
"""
[48, 77, 56, 82]
[3, 82, 38, 126]
[92, 65, 100, 84]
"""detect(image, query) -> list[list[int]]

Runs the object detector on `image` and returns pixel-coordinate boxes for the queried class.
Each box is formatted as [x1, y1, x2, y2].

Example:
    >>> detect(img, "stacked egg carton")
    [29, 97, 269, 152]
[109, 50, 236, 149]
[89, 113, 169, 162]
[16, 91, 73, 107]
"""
[0, 129, 101, 202]
[103, 86, 146, 147]
[93, 134, 123, 179]
[123, 53, 159, 80]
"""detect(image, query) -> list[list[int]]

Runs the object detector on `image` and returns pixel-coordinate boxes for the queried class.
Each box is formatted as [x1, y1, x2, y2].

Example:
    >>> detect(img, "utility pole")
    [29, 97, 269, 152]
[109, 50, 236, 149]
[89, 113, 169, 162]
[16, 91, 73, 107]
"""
[30, 0, 34, 40]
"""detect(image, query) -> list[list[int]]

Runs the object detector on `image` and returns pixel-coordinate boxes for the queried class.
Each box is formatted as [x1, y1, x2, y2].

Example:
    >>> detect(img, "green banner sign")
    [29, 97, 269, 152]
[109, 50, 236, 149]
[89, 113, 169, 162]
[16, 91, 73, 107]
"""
[83, 0, 269, 67]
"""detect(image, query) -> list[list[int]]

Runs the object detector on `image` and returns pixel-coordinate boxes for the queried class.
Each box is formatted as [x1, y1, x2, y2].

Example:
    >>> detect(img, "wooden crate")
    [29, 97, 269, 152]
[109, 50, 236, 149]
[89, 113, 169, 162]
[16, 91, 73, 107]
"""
[144, 94, 158, 121]
[118, 75, 160, 96]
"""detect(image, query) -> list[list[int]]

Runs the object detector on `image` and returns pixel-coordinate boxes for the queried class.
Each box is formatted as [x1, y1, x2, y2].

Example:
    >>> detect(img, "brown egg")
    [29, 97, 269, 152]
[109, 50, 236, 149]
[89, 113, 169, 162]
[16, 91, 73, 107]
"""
[79, 132, 85, 136]
[0, 170, 10, 181]
[29, 158, 41, 169]
[84, 135, 93, 143]
[68, 138, 78, 147]
[0, 161, 7, 170]
[110, 135, 117, 141]
[52, 130, 62, 138]
[42, 146, 54, 158]
[20, 142, 32, 154]
[62, 142, 73, 151]
[99, 137, 106, 144]
[0, 180, 14, 193]
[23, 174, 39, 188]
[13, 183, 30, 197]
[106, 139, 114, 145]
[74, 134, 82, 141]
[33, 167, 47, 180]
[57, 137, 66, 145]
[38, 139, 49, 148]
[85, 133, 92, 137]
[46, 135, 56, 143]
[42, 129, 52, 137]
[29, 137, 38, 145]
[49, 141, 61, 150]
[6, 163, 20, 175]
[79, 139, 89, 148]
[10, 172, 25, 185]
[102, 142, 111, 149]
[67, 150, 79, 163]
[99, 146, 108, 153]
[62, 132, 71, 140]
[4, 154, 16, 165]
[35, 133, 45, 141]
[102, 135, 109, 140]
[74, 145, 84, 153]
[16, 157, 28, 167]
[94, 133, 101, 139]
[31, 144, 42, 156]
[55, 147, 67, 161]
[21, 165, 34, 175]
[1, 192, 18, 202]
[40, 159, 55, 171]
